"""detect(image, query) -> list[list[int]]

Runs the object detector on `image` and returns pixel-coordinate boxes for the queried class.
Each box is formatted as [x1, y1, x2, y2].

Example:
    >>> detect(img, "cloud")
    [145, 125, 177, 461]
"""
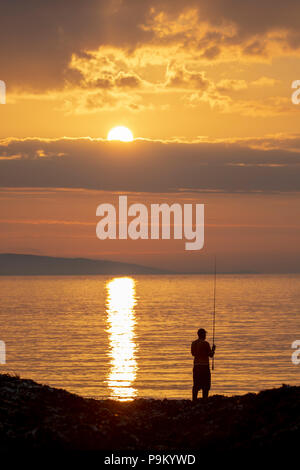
[165, 63, 209, 89]
[187, 89, 293, 117]
[0, 136, 300, 193]
[2, 0, 300, 93]
[215, 79, 248, 92]
[31, 46, 283, 116]
[251, 76, 279, 87]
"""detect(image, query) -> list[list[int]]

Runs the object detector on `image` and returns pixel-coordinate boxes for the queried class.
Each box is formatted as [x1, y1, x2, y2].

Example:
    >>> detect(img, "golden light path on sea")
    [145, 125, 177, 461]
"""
[105, 277, 138, 401]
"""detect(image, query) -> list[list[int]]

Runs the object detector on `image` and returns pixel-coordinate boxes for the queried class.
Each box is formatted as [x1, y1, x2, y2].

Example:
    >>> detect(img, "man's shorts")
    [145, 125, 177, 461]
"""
[193, 364, 211, 390]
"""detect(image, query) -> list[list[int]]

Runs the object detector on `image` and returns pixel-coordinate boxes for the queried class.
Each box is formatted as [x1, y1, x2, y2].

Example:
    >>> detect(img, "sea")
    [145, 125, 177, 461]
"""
[0, 274, 299, 400]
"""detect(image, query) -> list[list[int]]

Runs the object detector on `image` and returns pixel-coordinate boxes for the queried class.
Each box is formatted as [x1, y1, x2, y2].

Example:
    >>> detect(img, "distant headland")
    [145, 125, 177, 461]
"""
[0, 253, 168, 276]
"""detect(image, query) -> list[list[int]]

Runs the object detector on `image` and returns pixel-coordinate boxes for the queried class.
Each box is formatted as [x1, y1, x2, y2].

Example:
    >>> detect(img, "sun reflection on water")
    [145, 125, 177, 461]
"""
[105, 277, 138, 401]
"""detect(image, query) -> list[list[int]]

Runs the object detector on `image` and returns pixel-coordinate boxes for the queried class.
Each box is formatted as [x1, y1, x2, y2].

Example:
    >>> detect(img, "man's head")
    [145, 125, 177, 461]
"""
[197, 328, 206, 340]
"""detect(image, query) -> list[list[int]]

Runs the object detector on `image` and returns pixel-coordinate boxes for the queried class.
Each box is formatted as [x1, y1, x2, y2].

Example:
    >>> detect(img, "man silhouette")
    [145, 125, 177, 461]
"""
[191, 328, 216, 401]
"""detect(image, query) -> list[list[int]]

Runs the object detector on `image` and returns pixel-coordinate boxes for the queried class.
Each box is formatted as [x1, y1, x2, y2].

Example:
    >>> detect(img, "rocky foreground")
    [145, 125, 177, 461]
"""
[0, 374, 299, 455]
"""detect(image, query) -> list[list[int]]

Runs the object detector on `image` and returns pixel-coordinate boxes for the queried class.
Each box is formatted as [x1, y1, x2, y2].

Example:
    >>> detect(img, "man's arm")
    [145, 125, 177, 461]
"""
[191, 342, 195, 356]
[208, 343, 216, 357]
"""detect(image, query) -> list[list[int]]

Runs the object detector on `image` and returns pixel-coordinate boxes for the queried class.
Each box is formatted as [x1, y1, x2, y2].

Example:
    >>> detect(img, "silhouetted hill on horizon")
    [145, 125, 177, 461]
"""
[0, 253, 168, 275]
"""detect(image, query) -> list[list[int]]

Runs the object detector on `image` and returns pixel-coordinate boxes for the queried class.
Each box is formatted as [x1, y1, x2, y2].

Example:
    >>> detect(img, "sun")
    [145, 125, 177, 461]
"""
[107, 126, 134, 142]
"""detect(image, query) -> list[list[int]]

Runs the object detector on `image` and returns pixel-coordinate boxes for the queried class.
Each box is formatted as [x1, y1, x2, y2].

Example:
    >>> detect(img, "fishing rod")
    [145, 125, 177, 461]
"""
[212, 255, 216, 371]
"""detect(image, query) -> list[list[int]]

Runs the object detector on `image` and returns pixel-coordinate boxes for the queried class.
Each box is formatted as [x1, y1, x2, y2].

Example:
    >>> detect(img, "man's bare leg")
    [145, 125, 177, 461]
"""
[192, 386, 199, 402]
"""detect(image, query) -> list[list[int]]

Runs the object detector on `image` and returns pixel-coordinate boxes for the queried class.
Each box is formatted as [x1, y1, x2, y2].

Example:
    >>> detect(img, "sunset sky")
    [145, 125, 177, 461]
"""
[1, 0, 300, 272]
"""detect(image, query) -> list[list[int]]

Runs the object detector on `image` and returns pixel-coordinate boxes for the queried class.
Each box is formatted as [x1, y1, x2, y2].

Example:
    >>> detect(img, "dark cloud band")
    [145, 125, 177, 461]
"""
[0, 137, 300, 193]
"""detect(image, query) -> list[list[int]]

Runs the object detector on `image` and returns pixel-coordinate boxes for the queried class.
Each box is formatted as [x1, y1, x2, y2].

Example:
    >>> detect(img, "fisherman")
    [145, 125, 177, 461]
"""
[191, 328, 216, 401]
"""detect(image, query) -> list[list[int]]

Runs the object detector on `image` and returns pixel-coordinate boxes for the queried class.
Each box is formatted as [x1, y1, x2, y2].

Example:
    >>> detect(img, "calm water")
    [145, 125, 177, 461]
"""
[0, 274, 299, 400]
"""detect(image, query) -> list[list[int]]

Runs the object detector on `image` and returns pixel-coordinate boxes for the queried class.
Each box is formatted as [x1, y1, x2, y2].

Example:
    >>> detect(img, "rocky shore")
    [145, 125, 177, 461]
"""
[0, 374, 299, 455]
